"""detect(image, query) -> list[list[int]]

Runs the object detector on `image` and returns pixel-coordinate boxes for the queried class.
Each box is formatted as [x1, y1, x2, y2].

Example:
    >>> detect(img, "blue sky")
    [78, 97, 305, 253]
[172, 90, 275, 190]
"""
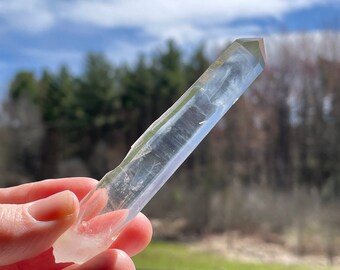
[0, 0, 340, 98]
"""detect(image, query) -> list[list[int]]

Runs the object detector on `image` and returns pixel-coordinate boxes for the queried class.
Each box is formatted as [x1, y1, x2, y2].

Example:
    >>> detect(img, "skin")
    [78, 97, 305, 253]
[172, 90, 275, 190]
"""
[0, 177, 153, 270]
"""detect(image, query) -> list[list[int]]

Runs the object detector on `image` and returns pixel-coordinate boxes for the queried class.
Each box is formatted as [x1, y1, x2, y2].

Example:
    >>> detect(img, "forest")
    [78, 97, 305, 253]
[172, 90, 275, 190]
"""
[0, 34, 339, 263]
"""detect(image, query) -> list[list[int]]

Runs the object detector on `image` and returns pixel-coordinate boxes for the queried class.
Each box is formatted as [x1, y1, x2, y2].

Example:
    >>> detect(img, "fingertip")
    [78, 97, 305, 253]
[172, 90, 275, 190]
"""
[115, 250, 136, 270]
[135, 212, 153, 248]
[111, 212, 153, 257]
[70, 249, 135, 270]
[28, 190, 79, 223]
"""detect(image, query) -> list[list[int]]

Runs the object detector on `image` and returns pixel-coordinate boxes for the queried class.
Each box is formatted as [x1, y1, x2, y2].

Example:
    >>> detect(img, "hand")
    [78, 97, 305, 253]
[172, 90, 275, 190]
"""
[0, 178, 152, 270]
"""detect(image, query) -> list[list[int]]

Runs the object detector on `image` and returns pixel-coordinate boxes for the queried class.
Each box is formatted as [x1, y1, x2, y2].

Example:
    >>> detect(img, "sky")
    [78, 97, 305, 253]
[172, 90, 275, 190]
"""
[0, 0, 340, 98]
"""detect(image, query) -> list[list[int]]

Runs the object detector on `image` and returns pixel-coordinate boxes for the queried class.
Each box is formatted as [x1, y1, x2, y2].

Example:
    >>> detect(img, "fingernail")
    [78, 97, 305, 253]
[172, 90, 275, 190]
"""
[28, 191, 76, 222]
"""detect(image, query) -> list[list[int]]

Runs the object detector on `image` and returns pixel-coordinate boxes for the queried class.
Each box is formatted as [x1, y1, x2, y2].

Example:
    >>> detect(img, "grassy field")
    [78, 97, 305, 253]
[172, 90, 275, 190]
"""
[134, 241, 338, 270]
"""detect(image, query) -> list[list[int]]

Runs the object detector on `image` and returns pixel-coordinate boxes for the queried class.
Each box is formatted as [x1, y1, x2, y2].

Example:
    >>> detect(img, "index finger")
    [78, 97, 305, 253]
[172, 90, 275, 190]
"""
[0, 177, 98, 204]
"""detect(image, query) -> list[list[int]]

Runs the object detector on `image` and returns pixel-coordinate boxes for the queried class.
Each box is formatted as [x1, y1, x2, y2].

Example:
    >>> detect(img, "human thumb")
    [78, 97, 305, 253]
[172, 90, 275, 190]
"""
[0, 190, 78, 266]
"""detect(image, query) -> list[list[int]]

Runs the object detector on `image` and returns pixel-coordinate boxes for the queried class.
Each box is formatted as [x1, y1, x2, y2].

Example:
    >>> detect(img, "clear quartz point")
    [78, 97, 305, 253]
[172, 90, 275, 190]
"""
[53, 38, 265, 264]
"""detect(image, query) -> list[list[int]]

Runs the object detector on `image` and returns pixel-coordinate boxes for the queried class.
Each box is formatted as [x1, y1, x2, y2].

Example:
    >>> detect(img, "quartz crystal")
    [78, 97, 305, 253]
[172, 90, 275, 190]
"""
[53, 38, 265, 264]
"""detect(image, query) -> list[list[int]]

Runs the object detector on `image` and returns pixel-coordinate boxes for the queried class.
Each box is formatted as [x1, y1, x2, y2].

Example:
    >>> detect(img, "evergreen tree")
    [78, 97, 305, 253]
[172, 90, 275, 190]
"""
[152, 40, 185, 116]
[9, 71, 38, 101]
[71, 53, 119, 158]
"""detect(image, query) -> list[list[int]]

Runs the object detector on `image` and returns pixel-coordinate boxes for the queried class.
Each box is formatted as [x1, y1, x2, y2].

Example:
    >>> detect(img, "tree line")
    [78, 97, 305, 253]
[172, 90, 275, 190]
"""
[1, 37, 340, 201]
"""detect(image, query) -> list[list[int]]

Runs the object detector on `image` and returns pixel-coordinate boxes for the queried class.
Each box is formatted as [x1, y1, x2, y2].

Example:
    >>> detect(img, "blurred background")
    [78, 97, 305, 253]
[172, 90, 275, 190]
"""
[1, 0, 340, 269]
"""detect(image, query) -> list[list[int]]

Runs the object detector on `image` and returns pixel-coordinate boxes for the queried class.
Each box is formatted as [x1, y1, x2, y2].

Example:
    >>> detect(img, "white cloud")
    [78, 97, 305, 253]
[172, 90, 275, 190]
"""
[0, 0, 330, 39]
[0, 0, 338, 82]
[146, 24, 204, 45]
[61, 0, 323, 27]
[58, 0, 326, 43]
[0, 0, 54, 33]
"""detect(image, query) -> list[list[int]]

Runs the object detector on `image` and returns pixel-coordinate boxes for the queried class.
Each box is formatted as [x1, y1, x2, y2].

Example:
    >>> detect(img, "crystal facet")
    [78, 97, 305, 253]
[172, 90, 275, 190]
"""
[53, 38, 266, 264]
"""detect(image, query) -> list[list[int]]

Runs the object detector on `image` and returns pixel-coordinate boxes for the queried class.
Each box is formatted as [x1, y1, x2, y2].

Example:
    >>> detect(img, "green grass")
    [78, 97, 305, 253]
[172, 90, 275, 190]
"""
[134, 241, 338, 270]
